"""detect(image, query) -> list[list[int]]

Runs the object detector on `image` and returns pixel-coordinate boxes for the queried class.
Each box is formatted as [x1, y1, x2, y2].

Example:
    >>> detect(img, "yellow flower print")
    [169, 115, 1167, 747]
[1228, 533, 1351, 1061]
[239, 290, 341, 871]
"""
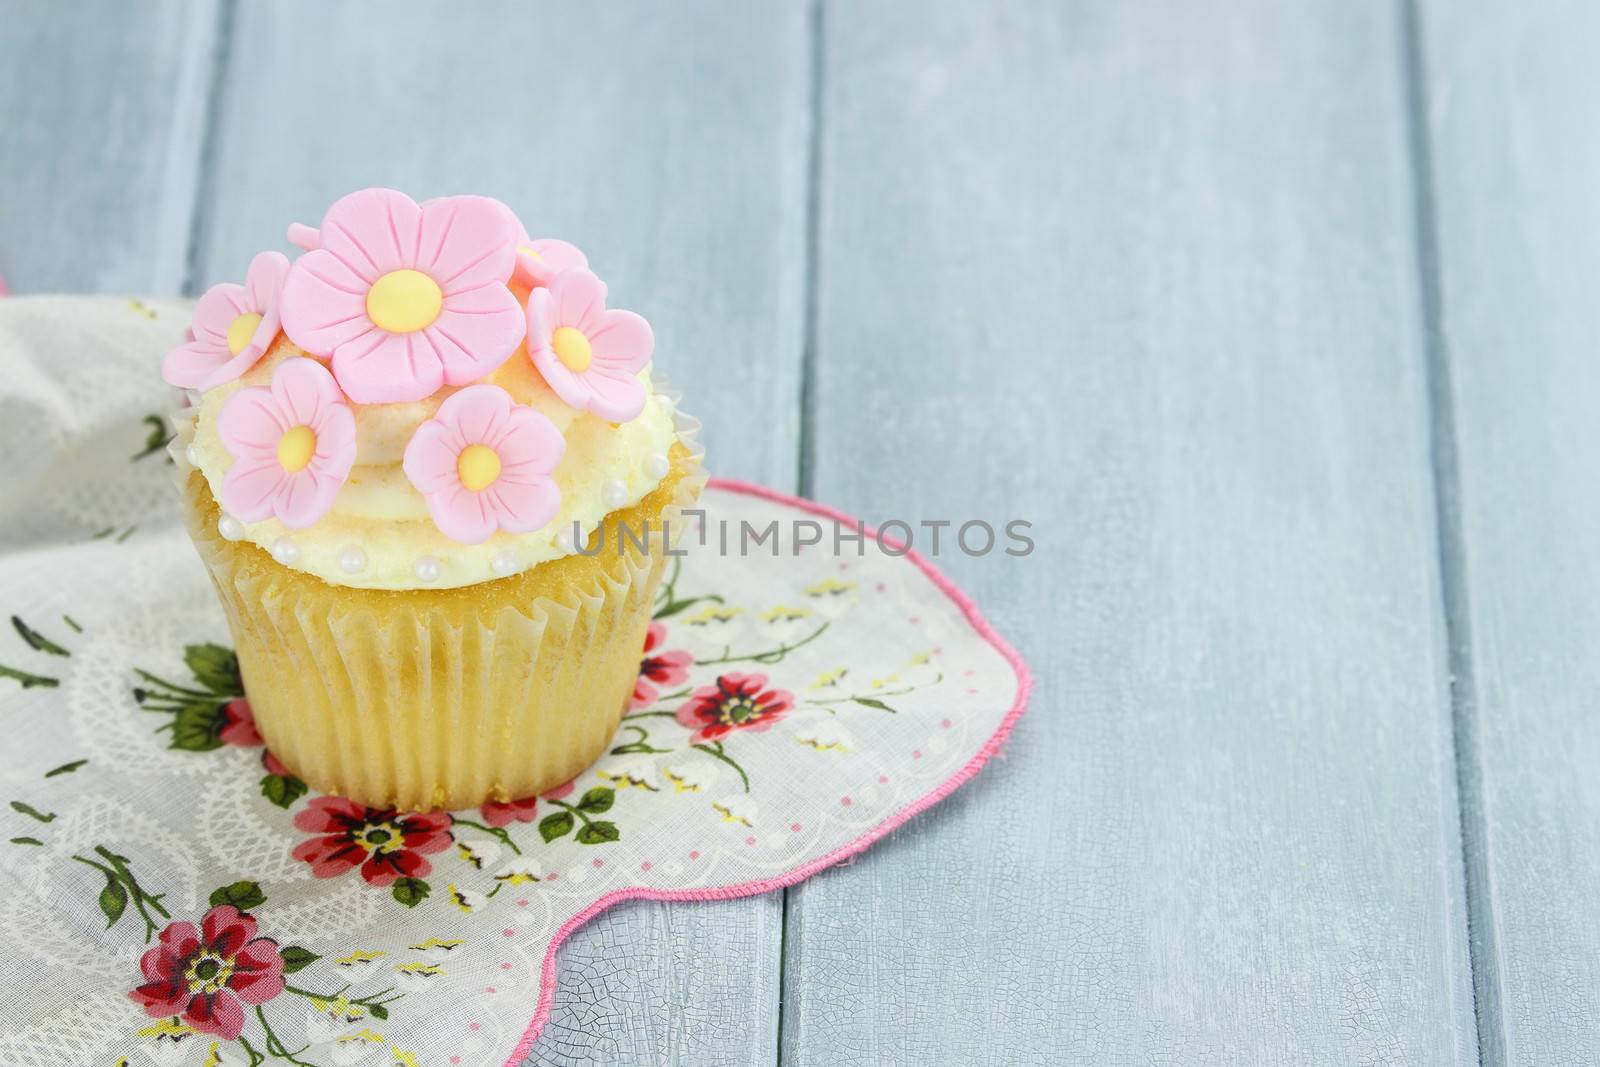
[496, 857, 544, 884]
[712, 795, 757, 827]
[333, 949, 385, 984]
[758, 604, 815, 642]
[446, 883, 487, 913]
[804, 577, 858, 618]
[810, 667, 848, 690]
[393, 962, 447, 992]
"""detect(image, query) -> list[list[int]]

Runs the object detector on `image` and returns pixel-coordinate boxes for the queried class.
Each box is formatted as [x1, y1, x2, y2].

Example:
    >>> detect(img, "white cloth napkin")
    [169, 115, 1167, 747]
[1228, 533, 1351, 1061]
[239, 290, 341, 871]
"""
[0, 297, 1027, 1067]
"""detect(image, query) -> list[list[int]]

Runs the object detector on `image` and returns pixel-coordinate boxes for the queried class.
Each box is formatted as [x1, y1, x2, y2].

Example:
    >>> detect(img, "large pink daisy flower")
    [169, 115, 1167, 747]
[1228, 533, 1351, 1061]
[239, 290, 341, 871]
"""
[278, 188, 525, 404]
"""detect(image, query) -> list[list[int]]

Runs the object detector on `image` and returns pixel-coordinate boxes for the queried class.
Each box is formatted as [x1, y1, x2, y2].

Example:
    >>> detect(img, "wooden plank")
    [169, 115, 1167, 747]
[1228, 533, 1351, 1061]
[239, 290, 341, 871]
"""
[1414, 2, 1600, 1061]
[199, 3, 811, 1061]
[0, 0, 219, 294]
[784, 3, 1477, 1063]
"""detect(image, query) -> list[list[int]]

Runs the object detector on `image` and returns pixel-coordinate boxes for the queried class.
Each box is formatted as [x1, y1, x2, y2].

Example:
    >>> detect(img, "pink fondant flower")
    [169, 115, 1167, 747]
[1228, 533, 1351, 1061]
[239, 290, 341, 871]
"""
[217, 358, 356, 528]
[163, 252, 290, 391]
[526, 268, 653, 422]
[278, 188, 525, 404]
[514, 233, 588, 290]
[632, 621, 693, 709]
[129, 905, 285, 1040]
[401, 384, 564, 544]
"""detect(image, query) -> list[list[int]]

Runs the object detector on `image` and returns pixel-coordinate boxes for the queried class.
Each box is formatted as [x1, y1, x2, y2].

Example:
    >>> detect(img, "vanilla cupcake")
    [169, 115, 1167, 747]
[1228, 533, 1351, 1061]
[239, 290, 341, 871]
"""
[164, 188, 704, 811]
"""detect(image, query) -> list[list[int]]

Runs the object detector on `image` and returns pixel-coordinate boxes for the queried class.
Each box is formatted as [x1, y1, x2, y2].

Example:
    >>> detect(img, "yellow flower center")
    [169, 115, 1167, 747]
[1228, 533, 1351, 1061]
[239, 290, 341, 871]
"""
[185, 952, 235, 995]
[366, 269, 443, 333]
[551, 326, 592, 372]
[277, 426, 317, 473]
[226, 312, 263, 356]
[457, 444, 501, 491]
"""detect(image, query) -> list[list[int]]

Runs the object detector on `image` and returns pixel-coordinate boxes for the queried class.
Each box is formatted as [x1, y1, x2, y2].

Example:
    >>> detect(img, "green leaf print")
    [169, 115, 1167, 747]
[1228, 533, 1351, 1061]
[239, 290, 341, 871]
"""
[538, 810, 576, 843]
[260, 774, 308, 809]
[98, 875, 128, 927]
[576, 787, 615, 814]
[184, 643, 242, 696]
[575, 821, 620, 845]
[278, 946, 319, 974]
[10, 800, 55, 823]
[169, 701, 226, 752]
[391, 878, 430, 907]
[209, 880, 267, 911]
[11, 616, 69, 656]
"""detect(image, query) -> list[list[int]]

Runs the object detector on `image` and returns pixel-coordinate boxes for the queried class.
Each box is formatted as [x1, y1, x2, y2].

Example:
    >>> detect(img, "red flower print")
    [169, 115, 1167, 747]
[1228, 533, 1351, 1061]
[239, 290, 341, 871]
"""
[291, 797, 452, 886]
[128, 904, 285, 1040]
[479, 796, 538, 828]
[219, 698, 262, 747]
[479, 778, 578, 826]
[261, 749, 290, 778]
[631, 621, 692, 709]
[674, 672, 794, 743]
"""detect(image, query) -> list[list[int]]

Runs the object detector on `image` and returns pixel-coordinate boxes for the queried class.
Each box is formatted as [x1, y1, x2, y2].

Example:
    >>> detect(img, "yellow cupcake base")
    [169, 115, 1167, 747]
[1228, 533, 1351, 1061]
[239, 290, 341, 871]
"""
[181, 444, 704, 812]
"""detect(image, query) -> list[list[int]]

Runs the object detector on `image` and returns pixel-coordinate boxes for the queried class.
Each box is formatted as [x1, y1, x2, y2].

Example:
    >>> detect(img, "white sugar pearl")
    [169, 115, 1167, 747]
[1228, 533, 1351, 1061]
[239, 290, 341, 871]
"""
[184, 444, 200, 467]
[490, 551, 519, 577]
[553, 527, 575, 554]
[601, 479, 629, 510]
[271, 537, 300, 566]
[217, 515, 244, 541]
[337, 545, 367, 574]
[644, 453, 670, 480]
[414, 555, 441, 583]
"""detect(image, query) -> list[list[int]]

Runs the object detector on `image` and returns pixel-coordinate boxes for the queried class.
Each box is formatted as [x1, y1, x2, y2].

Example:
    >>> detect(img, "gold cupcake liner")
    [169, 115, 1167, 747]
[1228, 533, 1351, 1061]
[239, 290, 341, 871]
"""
[180, 436, 705, 812]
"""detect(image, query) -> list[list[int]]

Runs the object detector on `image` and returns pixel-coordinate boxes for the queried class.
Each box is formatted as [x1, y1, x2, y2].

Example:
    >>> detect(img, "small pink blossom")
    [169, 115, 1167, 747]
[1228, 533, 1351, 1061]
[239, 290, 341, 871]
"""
[632, 621, 693, 709]
[219, 698, 262, 747]
[526, 268, 653, 422]
[514, 233, 588, 290]
[479, 796, 539, 828]
[217, 358, 356, 529]
[163, 252, 290, 391]
[279, 188, 525, 404]
[402, 384, 564, 544]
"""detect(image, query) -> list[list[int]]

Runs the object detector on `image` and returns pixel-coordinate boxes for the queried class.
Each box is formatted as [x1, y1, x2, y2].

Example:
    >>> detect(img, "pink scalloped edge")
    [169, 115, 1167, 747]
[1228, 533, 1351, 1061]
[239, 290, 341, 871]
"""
[503, 477, 1033, 1063]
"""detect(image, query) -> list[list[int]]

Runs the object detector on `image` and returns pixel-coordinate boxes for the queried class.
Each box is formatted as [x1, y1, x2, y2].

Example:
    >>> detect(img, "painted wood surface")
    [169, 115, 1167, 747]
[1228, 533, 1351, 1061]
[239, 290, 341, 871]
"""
[783, 3, 1476, 1063]
[5, 0, 1597, 1062]
[1416, 2, 1600, 1062]
[0, 1, 220, 293]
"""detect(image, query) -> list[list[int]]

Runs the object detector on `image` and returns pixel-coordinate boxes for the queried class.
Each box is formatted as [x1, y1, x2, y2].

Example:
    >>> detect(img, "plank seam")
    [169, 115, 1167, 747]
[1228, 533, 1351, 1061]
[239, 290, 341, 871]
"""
[781, 0, 828, 1061]
[1397, 3, 1503, 1064]
[180, 0, 237, 296]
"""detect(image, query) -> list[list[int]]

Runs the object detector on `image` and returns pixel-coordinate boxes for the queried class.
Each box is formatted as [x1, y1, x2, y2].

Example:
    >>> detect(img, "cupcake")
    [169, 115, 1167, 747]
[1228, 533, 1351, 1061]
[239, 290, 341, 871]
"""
[162, 188, 704, 812]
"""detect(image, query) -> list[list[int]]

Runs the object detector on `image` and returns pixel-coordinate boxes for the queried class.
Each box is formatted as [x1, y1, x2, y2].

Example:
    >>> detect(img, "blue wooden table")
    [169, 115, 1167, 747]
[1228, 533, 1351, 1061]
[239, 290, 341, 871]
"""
[3, 2, 1595, 1063]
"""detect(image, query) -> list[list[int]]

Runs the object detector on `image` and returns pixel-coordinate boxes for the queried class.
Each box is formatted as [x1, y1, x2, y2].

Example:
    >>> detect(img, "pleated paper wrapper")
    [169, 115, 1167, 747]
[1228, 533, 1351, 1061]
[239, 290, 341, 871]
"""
[176, 407, 706, 812]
